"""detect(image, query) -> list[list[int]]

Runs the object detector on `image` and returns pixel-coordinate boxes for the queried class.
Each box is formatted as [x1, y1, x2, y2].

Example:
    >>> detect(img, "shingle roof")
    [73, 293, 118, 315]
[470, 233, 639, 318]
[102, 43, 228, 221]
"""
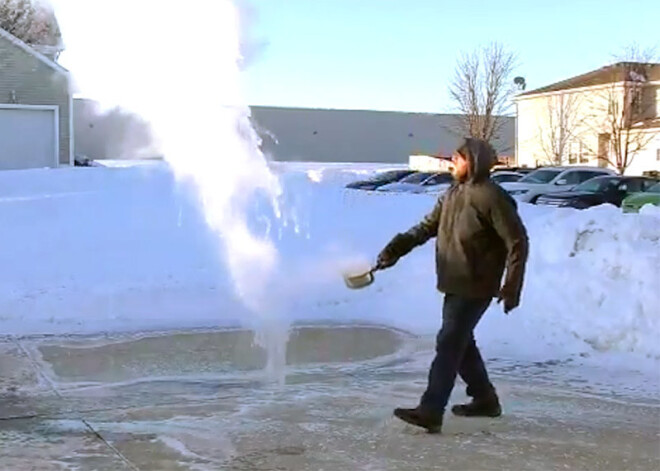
[517, 62, 660, 98]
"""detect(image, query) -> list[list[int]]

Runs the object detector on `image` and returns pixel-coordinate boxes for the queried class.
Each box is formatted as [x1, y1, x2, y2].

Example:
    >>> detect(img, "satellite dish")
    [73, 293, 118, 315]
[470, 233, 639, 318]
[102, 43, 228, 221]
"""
[514, 76, 526, 90]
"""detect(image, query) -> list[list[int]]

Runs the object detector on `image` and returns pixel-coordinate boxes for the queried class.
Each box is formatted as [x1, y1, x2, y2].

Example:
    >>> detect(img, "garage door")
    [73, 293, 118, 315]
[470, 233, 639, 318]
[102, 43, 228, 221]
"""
[0, 105, 58, 170]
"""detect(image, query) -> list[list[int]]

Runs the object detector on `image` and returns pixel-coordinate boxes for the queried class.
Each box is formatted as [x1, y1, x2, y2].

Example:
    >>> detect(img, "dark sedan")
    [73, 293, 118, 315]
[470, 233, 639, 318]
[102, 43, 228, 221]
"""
[345, 169, 416, 190]
[536, 176, 658, 209]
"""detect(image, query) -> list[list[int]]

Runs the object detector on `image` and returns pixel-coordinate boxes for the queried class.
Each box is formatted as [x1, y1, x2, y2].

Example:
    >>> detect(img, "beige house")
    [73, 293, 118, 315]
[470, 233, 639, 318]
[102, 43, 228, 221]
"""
[0, 26, 71, 170]
[409, 154, 454, 172]
[515, 62, 660, 175]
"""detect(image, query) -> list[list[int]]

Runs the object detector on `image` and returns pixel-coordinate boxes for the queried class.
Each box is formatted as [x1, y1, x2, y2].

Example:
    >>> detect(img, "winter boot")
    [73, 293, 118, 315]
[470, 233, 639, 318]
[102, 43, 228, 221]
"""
[451, 391, 502, 417]
[393, 406, 443, 434]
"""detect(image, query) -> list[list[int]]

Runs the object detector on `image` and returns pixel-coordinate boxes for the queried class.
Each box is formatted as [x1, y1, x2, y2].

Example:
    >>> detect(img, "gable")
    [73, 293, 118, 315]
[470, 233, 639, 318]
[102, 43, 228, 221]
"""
[518, 62, 660, 98]
[0, 26, 67, 75]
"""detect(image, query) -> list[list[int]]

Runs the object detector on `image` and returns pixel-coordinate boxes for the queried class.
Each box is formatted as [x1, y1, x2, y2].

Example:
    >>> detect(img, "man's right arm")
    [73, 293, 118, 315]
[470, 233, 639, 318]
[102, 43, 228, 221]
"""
[377, 197, 443, 268]
[488, 187, 529, 311]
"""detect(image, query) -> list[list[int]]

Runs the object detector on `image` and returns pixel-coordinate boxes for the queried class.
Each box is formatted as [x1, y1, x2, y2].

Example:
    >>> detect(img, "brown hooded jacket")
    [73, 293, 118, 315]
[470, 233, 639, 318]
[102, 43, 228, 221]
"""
[380, 138, 529, 305]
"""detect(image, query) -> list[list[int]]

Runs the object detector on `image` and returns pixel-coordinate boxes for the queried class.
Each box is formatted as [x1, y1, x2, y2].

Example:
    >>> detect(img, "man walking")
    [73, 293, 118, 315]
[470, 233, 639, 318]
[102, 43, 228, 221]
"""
[376, 138, 529, 433]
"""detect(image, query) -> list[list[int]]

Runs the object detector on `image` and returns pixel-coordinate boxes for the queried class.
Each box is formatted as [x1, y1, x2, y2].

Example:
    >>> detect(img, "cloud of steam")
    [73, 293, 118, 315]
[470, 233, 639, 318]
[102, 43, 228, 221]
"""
[50, 0, 282, 313]
[235, 0, 269, 70]
[73, 99, 157, 159]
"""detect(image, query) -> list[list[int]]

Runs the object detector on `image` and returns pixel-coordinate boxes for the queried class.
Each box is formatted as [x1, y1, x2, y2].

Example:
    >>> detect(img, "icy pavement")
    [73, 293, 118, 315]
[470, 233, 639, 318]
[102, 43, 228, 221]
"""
[1, 326, 658, 471]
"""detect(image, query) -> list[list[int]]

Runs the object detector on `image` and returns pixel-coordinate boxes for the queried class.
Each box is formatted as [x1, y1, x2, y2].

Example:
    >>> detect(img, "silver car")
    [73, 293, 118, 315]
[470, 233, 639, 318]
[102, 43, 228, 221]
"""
[412, 172, 454, 194]
[377, 171, 439, 193]
[501, 166, 616, 203]
[491, 170, 524, 184]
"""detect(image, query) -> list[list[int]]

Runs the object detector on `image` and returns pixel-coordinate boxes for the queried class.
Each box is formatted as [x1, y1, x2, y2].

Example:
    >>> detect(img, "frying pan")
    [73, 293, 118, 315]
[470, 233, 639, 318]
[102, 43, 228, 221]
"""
[343, 266, 380, 289]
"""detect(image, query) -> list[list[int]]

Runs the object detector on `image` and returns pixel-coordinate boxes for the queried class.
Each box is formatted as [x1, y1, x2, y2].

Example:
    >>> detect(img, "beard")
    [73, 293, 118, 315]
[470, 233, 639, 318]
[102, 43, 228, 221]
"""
[452, 168, 468, 182]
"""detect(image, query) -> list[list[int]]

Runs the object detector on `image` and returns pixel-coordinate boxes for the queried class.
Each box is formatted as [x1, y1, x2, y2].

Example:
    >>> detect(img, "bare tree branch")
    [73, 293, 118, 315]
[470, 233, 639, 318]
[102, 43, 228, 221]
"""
[611, 43, 659, 63]
[537, 94, 586, 165]
[0, 0, 62, 56]
[587, 61, 660, 174]
[449, 42, 517, 144]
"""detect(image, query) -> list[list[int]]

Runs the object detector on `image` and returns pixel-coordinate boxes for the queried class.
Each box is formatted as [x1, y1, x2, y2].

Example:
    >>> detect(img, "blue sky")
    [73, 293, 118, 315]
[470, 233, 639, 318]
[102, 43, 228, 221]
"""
[241, 0, 659, 113]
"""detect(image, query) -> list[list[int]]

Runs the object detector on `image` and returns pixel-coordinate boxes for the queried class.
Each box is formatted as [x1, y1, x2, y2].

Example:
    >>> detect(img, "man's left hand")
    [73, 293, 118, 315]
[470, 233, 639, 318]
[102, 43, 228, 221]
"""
[497, 289, 518, 314]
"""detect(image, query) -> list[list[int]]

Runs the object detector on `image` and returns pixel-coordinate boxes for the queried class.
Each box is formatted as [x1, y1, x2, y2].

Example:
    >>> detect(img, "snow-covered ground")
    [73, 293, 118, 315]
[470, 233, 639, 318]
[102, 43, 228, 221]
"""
[1, 162, 658, 370]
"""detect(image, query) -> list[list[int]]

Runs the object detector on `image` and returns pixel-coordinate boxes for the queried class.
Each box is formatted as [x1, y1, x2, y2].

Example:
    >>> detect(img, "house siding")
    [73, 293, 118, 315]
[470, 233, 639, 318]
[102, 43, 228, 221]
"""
[516, 89, 606, 168]
[625, 131, 660, 175]
[515, 74, 660, 175]
[0, 35, 70, 166]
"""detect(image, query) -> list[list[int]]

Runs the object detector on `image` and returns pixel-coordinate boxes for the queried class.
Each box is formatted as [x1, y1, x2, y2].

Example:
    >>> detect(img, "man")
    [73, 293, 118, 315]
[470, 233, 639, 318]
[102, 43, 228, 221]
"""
[376, 137, 529, 433]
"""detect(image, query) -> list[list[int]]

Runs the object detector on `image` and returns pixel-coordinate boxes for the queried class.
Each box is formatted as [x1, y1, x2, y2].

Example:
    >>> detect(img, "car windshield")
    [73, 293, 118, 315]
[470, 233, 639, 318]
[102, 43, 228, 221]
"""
[519, 169, 562, 184]
[492, 173, 521, 183]
[647, 183, 660, 194]
[422, 173, 453, 185]
[573, 177, 618, 193]
[371, 170, 410, 183]
[398, 172, 433, 184]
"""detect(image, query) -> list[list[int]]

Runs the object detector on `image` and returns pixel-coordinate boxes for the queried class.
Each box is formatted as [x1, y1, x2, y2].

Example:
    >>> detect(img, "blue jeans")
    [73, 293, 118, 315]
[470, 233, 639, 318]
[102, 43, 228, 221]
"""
[420, 293, 495, 412]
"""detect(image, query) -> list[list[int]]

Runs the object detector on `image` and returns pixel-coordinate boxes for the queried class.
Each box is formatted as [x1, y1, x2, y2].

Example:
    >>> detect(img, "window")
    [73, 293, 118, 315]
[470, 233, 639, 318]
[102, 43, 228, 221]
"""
[423, 173, 453, 185]
[574, 177, 615, 192]
[371, 170, 415, 183]
[492, 173, 522, 183]
[624, 179, 643, 192]
[520, 169, 562, 184]
[561, 171, 583, 185]
[569, 141, 590, 164]
[579, 142, 590, 163]
[643, 179, 659, 191]
[630, 86, 644, 119]
[598, 133, 611, 168]
[399, 172, 434, 184]
[647, 183, 660, 194]
[578, 171, 608, 183]
[568, 142, 578, 164]
[562, 170, 606, 185]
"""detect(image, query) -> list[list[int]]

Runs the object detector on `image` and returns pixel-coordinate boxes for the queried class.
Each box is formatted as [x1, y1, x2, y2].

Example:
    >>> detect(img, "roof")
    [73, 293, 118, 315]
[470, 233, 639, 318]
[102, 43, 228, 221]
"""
[517, 62, 660, 98]
[631, 118, 660, 130]
[527, 166, 616, 173]
[250, 106, 515, 164]
[0, 26, 67, 75]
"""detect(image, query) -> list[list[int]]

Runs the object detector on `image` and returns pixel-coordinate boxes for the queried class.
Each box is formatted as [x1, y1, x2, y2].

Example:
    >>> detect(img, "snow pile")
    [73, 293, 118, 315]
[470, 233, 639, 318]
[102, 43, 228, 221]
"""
[509, 203, 660, 358]
[0, 164, 658, 363]
[274, 169, 660, 360]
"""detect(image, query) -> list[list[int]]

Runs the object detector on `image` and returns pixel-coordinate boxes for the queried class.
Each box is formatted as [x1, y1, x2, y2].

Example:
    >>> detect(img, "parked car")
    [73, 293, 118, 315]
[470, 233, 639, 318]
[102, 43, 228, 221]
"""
[622, 182, 660, 213]
[501, 166, 616, 203]
[536, 176, 658, 209]
[376, 171, 439, 192]
[411, 172, 454, 194]
[512, 167, 535, 174]
[345, 169, 416, 190]
[74, 154, 101, 167]
[491, 170, 524, 184]
[493, 166, 535, 175]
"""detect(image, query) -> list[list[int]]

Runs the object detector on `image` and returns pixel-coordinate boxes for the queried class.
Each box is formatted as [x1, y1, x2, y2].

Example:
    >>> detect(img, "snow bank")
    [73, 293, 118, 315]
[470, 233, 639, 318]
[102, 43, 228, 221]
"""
[493, 203, 660, 360]
[0, 164, 658, 364]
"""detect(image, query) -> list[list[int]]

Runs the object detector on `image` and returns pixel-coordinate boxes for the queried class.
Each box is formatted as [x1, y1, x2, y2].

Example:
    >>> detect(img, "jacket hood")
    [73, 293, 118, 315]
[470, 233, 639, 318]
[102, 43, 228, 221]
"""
[457, 138, 497, 183]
